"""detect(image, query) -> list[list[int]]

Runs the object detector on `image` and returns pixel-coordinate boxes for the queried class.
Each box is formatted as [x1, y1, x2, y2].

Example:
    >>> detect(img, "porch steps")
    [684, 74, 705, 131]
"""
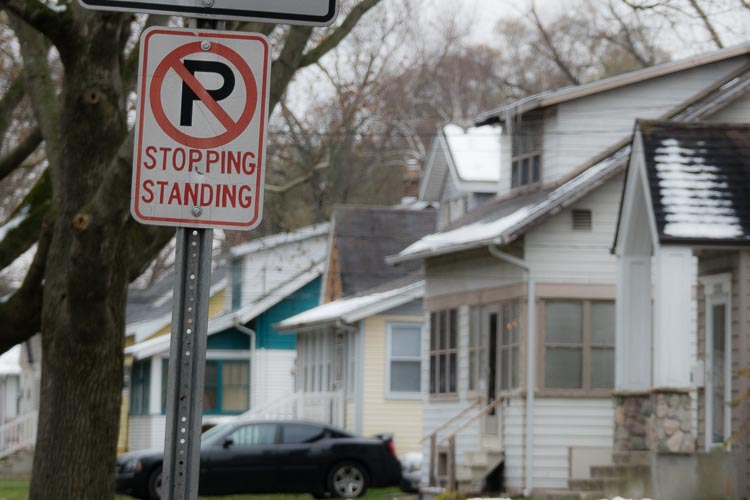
[456, 449, 504, 491]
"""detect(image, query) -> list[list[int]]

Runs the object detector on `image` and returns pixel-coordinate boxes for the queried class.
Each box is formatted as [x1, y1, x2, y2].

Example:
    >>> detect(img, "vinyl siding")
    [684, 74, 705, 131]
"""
[503, 398, 525, 492]
[252, 349, 296, 410]
[703, 91, 750, 123]
[525, 174, 623, 284]
[362, 314, 424, 455]
[530, 398, 614, 490]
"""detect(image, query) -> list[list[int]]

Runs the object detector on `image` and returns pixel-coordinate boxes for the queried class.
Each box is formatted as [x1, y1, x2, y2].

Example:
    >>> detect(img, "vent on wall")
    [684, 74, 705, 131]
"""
[572, 209, 593, 231]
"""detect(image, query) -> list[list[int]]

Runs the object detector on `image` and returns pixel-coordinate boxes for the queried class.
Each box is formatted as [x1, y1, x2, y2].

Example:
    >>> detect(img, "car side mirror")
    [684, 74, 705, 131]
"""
[222, 438, 234, 449]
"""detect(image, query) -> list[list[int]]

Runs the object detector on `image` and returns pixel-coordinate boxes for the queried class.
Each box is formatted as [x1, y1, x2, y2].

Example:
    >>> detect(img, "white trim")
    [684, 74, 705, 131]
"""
[355, 321, 365, 434]
[385, 322, 423, 400]
[635, 133, 662, 252]
[418, 133, 443, 202]
[700, 273, 732, 451]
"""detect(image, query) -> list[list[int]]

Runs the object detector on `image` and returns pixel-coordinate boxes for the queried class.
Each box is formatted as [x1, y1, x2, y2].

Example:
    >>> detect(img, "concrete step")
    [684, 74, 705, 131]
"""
[542, 488, 606, 500]
[590, 464, 649, 479]
[613, 451, 651, 466]
[568, 477, 624, 492]
[463, 450, 504, 468]
[480, 434, 503, 451]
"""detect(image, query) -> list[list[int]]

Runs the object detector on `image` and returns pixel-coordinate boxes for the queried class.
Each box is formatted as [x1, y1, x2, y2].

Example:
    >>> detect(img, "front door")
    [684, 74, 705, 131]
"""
[703, 275, 732, 450]
[483, 305, 500, 434]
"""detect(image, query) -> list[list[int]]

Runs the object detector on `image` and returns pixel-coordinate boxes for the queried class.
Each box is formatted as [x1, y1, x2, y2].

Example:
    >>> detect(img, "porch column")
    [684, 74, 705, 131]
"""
[649, 246, 696, 454]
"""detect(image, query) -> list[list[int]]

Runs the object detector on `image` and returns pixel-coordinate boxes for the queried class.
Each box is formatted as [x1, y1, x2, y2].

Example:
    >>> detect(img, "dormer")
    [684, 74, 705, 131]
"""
[420, 124, 501, 229]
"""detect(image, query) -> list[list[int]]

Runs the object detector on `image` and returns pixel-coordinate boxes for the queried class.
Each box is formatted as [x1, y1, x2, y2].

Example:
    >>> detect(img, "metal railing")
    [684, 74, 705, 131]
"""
[423, 397, 506, 490]
[0, 411, 38, 460]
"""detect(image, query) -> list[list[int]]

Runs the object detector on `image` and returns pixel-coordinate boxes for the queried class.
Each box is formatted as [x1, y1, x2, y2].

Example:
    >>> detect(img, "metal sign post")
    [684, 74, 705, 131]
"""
[160, 21, 219, 500]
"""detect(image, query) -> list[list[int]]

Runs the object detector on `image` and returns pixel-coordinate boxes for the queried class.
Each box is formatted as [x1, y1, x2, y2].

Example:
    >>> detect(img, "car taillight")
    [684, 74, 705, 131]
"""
[388, 440, 396, 457]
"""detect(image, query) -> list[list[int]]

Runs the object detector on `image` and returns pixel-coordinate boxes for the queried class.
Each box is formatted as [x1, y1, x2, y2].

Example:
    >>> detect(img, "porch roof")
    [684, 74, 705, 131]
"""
[275, 278, 424, 332]
[388, 145, 629, 264]
[640, 120, 750, 245]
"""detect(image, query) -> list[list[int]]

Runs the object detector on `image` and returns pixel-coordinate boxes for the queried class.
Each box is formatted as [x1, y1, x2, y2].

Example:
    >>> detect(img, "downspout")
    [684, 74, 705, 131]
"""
[488, 242, 535, 497]
[232, 321, 257, 409]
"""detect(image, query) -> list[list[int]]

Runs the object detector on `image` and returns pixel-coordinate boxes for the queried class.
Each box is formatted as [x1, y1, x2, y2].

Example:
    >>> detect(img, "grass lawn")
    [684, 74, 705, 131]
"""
[0, 479, 406, 500]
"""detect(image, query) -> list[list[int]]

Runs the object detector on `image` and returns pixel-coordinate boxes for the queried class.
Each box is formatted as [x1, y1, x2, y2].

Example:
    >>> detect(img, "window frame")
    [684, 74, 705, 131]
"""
[429, 309, 459, 399]
[385, 322, 423, 400]
[161, 358, 250, 415]
[510, 118, 543, 190]
[540, 299, 615, 394]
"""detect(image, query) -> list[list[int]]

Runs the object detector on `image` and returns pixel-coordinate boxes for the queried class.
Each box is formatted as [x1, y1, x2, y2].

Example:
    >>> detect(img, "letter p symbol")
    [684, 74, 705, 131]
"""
[180, 60, 236, 127]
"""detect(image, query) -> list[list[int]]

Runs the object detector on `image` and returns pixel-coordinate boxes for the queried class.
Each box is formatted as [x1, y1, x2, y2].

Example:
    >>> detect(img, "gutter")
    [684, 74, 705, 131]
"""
[488, 243, 535, 497]
[232, 321, 257, 410]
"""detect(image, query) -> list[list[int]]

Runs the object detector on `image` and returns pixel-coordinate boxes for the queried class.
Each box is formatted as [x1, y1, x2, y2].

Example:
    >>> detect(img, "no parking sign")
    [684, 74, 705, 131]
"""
[131, 27, 271, 230]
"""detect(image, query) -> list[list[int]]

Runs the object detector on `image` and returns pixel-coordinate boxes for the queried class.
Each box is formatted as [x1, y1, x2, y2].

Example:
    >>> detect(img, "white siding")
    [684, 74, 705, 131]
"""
[498, 58, 747, 198]
[129, 415, 166, 451]
[530, 398, 614, 490]
[704, 91, 750, 123]
[253, 349, 296, 409]
[425, 249, 526, 298]
[525, 174, 623, 284]
[503, 398, 525, 492]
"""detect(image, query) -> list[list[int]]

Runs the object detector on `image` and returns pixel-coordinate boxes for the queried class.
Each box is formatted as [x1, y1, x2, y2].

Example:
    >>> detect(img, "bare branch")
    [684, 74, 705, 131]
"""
[265, 163, 329, 194]
[123, 14, 172, 90]
[299, 0, 381, 69]
[0, 127, 42, 182]
[8, 13, 62, 173]
[269, 25, 314, 111]
[687, 0, 723, 48]
[0, 75, 25, 145]
[529, 1, 580, 85]
[0, 211, 51, 354]
[0, 170, 50, 272]
[124, 220, 174, 283]
[0, 0, 73, 52]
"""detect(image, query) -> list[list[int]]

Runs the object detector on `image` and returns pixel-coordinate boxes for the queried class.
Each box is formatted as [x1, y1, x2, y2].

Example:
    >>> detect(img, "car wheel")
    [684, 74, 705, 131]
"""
[327, 461, 368, 498]
[147, 465, 162, 500]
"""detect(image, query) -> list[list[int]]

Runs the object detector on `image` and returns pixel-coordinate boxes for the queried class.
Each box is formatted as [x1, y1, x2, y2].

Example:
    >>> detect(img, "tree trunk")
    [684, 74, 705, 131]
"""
[29, 12, 132, 499]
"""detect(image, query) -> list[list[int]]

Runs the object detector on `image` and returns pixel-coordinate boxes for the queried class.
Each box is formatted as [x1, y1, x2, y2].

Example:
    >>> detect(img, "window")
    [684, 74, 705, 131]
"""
[429, 309, 458, 396]
[511, 118, 542, 189]
[468, 307, 482, 392]
[129, 360, 151, 416]
[281, 423, 326, 444]
[161, 359, 249, 414]
[441, 196, 468, 226]
[543, 300, 615, 390]
[387, 323, 422, 397]
[499, 303, 521, 390]
[231, 258, 243, 310]
[229, 423, 277, 446]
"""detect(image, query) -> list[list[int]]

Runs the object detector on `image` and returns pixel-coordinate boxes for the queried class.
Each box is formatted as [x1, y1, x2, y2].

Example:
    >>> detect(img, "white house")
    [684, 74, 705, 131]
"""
[613, 120, 750, 500]
[388, 42, 750, 498]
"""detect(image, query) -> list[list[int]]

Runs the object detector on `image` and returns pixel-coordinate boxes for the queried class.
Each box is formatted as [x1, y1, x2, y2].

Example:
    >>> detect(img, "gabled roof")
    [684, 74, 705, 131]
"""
[476, 42, 750, 126]
[276, 277, 424, 332]
[420, 125, 501, 202]
[230, 223, 330, 258]
[328, 205, 435, 297]
[638, 120, 750, 245]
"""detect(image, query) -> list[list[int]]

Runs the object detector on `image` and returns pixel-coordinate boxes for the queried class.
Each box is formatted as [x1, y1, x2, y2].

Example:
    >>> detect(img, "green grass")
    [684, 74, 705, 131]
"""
[0, 480, 405, 500]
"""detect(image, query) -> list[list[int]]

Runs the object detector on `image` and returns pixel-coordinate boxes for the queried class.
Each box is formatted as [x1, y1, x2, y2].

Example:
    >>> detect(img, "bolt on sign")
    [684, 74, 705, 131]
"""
[131, 27, 271, 231]
[77, 0, 339, 26]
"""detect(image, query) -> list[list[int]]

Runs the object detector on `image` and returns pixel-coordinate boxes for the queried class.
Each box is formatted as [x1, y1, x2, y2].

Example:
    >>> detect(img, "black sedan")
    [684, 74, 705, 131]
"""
[116, 420, 402, 499]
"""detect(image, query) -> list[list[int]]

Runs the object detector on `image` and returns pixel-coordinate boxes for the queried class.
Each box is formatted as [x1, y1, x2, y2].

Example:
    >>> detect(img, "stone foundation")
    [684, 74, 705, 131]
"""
[614, 389, 695, 454]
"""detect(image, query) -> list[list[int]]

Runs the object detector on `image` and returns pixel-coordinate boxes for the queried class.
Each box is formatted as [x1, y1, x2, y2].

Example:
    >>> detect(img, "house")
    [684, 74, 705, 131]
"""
[387, 43, 750, 497]
[122, 223, 329, 451]
[271, 205, 436, 456]
[613, 120, 750, 499]
[420, 125, 501, 229]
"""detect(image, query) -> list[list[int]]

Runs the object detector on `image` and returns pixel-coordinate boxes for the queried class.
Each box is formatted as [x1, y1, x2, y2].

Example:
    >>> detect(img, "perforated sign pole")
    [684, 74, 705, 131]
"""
[161, 19, 221, 500]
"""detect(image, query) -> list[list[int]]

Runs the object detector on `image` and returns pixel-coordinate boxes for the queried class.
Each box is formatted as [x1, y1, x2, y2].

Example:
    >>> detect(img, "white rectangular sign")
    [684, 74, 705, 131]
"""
[78, 0, 338, 26]
[131, 27, 271, 231]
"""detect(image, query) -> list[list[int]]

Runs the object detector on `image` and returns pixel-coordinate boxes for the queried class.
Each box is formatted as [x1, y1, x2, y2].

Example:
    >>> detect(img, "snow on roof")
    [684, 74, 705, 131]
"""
[0, 346, 22, 376]
[443, 125, 501, 183]
[655, 139, 743, 239]
[391, 145, 629, 263]
[276, 280, 424, 331]
[638, 121, 750, 244]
